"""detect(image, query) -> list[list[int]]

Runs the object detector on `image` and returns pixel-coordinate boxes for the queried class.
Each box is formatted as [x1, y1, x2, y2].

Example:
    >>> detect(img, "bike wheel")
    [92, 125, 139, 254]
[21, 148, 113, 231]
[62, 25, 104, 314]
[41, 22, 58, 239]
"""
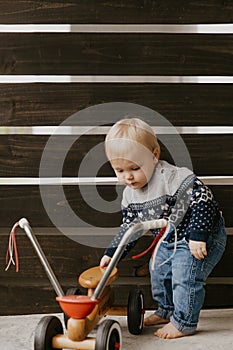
[34, 315, 63, 350]
[127, 289, 145, 335]
[95, 319, 122, 350]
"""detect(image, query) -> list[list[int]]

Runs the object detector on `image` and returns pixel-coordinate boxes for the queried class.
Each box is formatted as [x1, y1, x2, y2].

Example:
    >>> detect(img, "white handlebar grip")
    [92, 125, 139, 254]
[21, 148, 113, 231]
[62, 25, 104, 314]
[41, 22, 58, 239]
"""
[155, 218, 168, 228]
[142, 218, 167, 231]
[19, 218, 30, 229]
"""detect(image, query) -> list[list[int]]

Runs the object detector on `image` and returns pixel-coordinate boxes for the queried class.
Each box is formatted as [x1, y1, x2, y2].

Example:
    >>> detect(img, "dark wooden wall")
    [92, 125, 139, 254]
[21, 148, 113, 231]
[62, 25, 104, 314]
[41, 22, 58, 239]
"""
[0, 1, 232, 315]
[0, 33, 232, 75]
[0, 1, 231, 24]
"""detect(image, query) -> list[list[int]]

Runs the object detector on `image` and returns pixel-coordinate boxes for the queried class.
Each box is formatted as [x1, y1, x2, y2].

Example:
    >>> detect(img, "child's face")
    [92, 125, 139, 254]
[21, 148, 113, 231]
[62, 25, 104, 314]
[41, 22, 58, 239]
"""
[110, 148, 157, 190]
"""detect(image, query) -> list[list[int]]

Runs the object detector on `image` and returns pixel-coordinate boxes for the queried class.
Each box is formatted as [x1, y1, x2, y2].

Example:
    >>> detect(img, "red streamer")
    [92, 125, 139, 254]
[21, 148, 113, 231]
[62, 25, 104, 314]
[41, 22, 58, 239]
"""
[5, 222, 19, 272]
[132, 226, 166, 260]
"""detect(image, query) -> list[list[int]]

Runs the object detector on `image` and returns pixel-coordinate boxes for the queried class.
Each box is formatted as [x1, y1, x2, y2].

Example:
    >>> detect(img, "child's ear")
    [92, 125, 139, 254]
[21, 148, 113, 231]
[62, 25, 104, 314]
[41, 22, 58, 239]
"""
[153, 147, 159, 163]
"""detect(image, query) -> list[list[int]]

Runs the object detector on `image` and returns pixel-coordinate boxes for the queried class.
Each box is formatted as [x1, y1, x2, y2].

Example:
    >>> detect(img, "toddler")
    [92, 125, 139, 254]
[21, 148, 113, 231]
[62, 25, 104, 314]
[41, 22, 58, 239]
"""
[100, 118, 226, 338]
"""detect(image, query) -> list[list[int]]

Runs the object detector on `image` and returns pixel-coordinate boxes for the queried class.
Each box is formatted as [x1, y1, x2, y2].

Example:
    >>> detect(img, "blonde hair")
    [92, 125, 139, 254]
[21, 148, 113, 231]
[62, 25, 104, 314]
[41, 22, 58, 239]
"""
[105, 117, 160, 160]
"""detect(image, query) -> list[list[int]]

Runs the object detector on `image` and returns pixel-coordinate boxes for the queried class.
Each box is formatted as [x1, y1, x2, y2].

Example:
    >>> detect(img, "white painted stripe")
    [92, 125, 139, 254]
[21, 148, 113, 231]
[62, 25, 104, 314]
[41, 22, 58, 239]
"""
[0, 177, 118, 185]
[0, 75, 233, 84]
[0, 126, 232, 135]
[0, 75, 73, 83]
[200, 176, 233, 185]
[225, 228, 233, 235]
[0, 24, 232, 33]
[0, 76, 232, 84]
[0, 24, 71, 32]
[72, 24, 233, 34]
[168, 126, 233, 134]
[0, 176, 232, 186]
[206, 277, 233, 284]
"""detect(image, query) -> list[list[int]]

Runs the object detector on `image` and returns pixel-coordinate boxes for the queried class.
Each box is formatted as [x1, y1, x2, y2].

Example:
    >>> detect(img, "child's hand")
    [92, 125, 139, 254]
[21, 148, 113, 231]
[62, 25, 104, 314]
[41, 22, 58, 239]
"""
[100, 255, 112, 268]
[189, 240, 207, 260]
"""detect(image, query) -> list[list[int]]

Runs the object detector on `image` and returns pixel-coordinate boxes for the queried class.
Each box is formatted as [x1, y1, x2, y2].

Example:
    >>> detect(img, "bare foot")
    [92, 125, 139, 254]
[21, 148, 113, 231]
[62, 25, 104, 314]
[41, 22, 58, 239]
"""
[154, 322, 187, 339]
[144, 314, 169, 326]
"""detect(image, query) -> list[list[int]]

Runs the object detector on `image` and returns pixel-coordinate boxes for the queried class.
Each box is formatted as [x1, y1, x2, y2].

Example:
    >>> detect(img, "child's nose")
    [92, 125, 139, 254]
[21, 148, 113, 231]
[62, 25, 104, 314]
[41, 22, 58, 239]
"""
[126, 172, 133, 180]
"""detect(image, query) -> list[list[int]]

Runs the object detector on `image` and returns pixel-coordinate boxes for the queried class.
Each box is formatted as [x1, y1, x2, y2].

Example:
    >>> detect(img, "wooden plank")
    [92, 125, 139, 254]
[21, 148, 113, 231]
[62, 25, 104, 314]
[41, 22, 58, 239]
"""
[0, 83, 232, 127]
[112, 280, 233, 308]
[112, 283, 233, 309]
[159, 134, 233, 176]
[0, 1, 231, 24]
[2, 234, 232, 279]
[1, 278, 233, 315]
[0, 135, 232, 176]
[0, 185, 122, 227]
[0, 34, 232, 75]
[0, 185, 231, 227]
[1, 229, 232, 278]
[0, 281, 61, 315]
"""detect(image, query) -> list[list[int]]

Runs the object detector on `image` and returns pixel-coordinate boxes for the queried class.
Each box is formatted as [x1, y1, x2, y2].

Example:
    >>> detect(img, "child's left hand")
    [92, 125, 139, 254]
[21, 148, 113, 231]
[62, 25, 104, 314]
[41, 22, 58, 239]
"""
[188, 240, 207, 260]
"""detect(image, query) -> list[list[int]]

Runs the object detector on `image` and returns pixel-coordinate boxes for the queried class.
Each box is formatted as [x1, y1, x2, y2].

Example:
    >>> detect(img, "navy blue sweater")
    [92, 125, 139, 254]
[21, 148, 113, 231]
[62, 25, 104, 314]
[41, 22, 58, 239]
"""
[105, 161, 220, 258]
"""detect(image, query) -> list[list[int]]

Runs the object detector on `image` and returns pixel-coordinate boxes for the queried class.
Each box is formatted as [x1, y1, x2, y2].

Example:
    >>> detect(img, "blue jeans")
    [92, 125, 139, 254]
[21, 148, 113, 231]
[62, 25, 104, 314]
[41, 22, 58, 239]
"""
[149, 216, 227, 334]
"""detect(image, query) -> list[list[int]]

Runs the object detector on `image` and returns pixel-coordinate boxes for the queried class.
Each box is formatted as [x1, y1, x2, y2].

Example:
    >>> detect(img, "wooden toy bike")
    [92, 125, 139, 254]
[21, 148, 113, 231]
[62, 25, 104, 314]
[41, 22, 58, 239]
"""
[18, 218, 167, 350]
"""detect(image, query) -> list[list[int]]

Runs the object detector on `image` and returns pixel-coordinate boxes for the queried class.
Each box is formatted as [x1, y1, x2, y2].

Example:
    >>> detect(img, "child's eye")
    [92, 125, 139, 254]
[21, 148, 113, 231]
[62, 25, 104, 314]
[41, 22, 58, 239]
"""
[132, 167, 140, 171]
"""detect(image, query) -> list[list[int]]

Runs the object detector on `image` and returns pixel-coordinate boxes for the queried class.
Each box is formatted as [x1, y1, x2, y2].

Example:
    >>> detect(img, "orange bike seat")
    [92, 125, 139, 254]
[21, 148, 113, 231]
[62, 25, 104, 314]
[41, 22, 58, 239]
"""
[78, 266, 118, 289]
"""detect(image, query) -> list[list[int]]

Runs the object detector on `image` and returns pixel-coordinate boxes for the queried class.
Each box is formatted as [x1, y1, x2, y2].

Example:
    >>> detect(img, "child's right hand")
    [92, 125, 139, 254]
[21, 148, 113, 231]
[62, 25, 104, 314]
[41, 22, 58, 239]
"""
[189, 240, 207, 260]
[100, 255, 112, 268]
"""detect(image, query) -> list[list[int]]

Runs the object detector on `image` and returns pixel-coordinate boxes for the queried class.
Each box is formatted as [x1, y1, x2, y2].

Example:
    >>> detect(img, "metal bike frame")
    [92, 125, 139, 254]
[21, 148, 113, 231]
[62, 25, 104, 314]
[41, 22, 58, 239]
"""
[91, 218, 167, 300]
[18, 217, 167, 301]
[19, 218, 64, 297]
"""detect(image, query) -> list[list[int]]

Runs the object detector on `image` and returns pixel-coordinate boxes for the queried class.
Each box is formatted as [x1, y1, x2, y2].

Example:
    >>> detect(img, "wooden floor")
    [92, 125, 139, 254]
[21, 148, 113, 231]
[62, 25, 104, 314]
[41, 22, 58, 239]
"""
[1, 309, 233, 350]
